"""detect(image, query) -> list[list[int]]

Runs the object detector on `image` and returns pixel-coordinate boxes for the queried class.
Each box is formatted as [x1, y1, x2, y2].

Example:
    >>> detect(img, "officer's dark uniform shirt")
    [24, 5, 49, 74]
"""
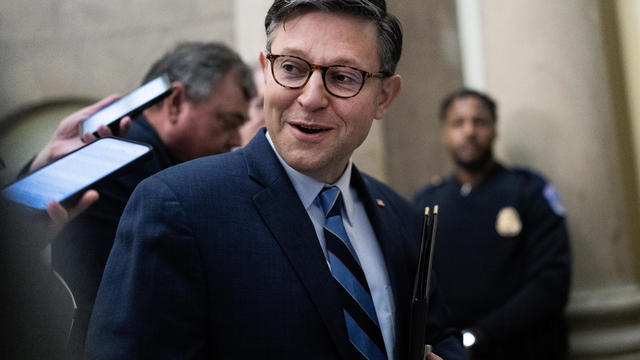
[413, 163, 571, 360]
[51, 114, 176, 358]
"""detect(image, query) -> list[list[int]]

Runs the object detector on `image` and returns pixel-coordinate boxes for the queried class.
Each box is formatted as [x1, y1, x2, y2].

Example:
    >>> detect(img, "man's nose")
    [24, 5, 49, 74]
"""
[297, 70, 329, 109]
[462, 119, 476, 136]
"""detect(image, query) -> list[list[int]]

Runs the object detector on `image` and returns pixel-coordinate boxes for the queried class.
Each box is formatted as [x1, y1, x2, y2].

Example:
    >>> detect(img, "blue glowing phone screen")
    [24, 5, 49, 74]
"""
[82, 75, 170, 135]
[2, 138, 149, 210]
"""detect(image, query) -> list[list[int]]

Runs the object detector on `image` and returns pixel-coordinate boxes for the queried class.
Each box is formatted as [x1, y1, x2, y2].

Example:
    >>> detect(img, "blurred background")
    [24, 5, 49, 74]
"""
[1, 0, 638, 358]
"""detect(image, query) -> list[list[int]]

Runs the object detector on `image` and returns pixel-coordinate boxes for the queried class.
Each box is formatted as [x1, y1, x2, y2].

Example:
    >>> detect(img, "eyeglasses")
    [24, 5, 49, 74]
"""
[266, 54, 390, 98]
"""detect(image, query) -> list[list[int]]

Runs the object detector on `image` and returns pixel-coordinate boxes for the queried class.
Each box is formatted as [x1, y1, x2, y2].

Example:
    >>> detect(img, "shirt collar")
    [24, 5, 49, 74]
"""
[265, 131, 355, 220]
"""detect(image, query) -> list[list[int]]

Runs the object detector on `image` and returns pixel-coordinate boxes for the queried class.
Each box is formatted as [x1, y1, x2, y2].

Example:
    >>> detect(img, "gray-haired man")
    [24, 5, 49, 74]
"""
[53, 41, 255, 359]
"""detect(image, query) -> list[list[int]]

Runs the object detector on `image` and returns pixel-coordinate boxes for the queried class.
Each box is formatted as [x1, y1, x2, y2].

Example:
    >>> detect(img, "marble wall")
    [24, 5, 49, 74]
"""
[0, 0, 235, 118]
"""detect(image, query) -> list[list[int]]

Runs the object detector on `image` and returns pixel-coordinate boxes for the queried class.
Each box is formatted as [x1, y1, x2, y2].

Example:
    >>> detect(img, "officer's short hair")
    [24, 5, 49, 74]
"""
[264, 0, 403, 75]
[142, 42, 256, 103]
[439, 88, 497, 122]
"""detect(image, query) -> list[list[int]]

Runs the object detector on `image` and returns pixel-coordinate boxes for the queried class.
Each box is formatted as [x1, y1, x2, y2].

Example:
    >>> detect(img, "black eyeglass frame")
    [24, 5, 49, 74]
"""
[266, 53, 391, 99]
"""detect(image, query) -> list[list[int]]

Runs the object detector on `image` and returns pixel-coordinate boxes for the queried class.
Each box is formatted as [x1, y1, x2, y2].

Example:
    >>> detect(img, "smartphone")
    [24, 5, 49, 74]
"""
[2, 137, 152, 211]
[80, 74, 172, 137]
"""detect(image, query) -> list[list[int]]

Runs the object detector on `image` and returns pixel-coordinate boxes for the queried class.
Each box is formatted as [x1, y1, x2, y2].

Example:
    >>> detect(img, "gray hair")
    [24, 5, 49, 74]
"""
[142, 42, 256, 103]
[264, 0, 402, 74]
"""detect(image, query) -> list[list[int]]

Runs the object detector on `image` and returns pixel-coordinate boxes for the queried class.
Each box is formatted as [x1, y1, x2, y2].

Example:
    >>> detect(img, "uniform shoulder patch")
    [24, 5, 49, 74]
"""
[543, 184, 566, 217]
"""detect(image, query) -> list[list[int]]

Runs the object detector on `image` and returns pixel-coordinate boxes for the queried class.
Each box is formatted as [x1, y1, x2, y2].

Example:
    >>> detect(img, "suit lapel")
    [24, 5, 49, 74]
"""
[243, 132, 353, 359]
[351, 168, 413, 359]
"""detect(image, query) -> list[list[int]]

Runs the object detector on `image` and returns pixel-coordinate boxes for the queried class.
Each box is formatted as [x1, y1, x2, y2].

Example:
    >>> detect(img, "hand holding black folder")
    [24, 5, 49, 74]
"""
[408, 206, 438, 360]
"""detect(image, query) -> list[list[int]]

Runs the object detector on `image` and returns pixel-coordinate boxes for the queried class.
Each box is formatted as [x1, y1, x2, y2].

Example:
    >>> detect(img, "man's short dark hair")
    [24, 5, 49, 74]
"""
[439, 88, 498, 122]
[264, 0, 402, 75]
[142, 42, 256, 103]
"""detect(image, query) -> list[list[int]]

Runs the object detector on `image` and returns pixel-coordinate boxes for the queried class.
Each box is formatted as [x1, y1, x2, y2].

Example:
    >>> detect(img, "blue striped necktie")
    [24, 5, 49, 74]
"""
[318, 186, 387, 360]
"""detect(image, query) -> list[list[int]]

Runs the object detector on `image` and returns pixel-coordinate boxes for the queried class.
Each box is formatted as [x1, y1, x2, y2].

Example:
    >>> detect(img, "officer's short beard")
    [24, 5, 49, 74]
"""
[454, 148, 494, 173]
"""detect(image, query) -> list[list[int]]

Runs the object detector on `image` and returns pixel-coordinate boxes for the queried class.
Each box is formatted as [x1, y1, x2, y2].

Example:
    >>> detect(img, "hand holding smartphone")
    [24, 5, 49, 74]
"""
[29, 95, 131, 173]
[80, 74, 172, 137]
[3, 137, 152, 211]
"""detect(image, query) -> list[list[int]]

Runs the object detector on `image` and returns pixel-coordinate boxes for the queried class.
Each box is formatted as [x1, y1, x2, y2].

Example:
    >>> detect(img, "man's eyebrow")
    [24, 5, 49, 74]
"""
[275, 48, 365, 68]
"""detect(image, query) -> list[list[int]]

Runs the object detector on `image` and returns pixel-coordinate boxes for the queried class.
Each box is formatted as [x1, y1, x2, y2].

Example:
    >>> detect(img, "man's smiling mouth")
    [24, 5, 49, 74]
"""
[294, 123, 329, 134]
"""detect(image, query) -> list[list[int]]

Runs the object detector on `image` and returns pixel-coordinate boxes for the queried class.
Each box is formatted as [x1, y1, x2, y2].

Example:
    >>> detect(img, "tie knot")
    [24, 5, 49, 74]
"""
[318, 186, 342, 217]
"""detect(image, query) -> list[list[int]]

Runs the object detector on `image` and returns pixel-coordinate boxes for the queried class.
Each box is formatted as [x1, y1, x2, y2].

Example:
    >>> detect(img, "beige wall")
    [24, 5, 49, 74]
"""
[384, 0, 463, 198]
[233, 0, 271, 62]
[616, 0, 640, 229]
[0, 0, 235, 120]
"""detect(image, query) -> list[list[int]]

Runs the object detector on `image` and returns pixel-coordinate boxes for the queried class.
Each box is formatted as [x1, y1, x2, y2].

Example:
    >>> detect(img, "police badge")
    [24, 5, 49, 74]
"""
[496, 206, 522, 237]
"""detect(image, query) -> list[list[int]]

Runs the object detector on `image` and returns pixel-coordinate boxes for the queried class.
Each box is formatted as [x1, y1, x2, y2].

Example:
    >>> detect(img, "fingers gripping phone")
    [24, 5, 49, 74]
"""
[2, 137, 152, 211]
[80, 74, 172, 137]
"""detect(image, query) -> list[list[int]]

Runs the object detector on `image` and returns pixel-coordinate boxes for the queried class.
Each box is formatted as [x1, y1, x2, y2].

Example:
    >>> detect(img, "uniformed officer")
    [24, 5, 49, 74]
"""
[414, 88, 571, 360]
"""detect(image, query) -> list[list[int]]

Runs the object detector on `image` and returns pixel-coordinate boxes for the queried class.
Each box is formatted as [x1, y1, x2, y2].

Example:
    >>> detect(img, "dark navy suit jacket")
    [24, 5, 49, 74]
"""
[86, 130, 464, 359]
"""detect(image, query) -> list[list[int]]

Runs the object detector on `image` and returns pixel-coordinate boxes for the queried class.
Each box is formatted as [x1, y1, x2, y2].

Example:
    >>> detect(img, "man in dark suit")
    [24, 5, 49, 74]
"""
[52, 42, 256, 358]
[86, 1, 465, 359]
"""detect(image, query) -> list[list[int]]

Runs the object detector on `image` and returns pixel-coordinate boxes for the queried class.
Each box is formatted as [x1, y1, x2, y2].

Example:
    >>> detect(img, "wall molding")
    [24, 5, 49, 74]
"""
[567, 284, 640, 358]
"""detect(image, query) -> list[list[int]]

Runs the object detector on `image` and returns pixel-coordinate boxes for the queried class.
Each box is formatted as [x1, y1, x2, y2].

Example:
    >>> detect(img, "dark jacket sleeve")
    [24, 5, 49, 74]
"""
[475, 176, 571, 341]
[85, 175, 208, 359]
[427, 273, 466, 359]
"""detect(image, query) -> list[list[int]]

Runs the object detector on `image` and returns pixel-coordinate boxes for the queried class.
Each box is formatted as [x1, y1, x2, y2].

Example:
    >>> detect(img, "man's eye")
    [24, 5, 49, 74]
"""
[218, 115, 245, 130]
[450, 119, 464, 127]
[330, 71, 360, 85]
[474, 117, 491, 127]
[281, 62, 306, 75]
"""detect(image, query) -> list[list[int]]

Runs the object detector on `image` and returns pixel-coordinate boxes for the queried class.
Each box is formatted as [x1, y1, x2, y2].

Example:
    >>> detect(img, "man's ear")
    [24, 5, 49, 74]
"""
[374, 74, 402, 120]
[259, 52, 270, 85]
[441, 122, 448, 145]
[165, 82, 187, 125]
[492, 119, 498, 142]
[259, 52, 268, 73]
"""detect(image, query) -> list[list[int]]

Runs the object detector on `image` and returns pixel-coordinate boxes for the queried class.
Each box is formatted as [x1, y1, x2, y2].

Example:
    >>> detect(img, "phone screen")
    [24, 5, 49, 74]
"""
[81, 75, 171, 135]
[2, 138, 151, 210]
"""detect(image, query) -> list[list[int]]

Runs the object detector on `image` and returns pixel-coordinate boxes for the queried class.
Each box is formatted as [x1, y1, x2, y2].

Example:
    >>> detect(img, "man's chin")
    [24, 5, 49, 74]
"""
[455, 154, 493, 173]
